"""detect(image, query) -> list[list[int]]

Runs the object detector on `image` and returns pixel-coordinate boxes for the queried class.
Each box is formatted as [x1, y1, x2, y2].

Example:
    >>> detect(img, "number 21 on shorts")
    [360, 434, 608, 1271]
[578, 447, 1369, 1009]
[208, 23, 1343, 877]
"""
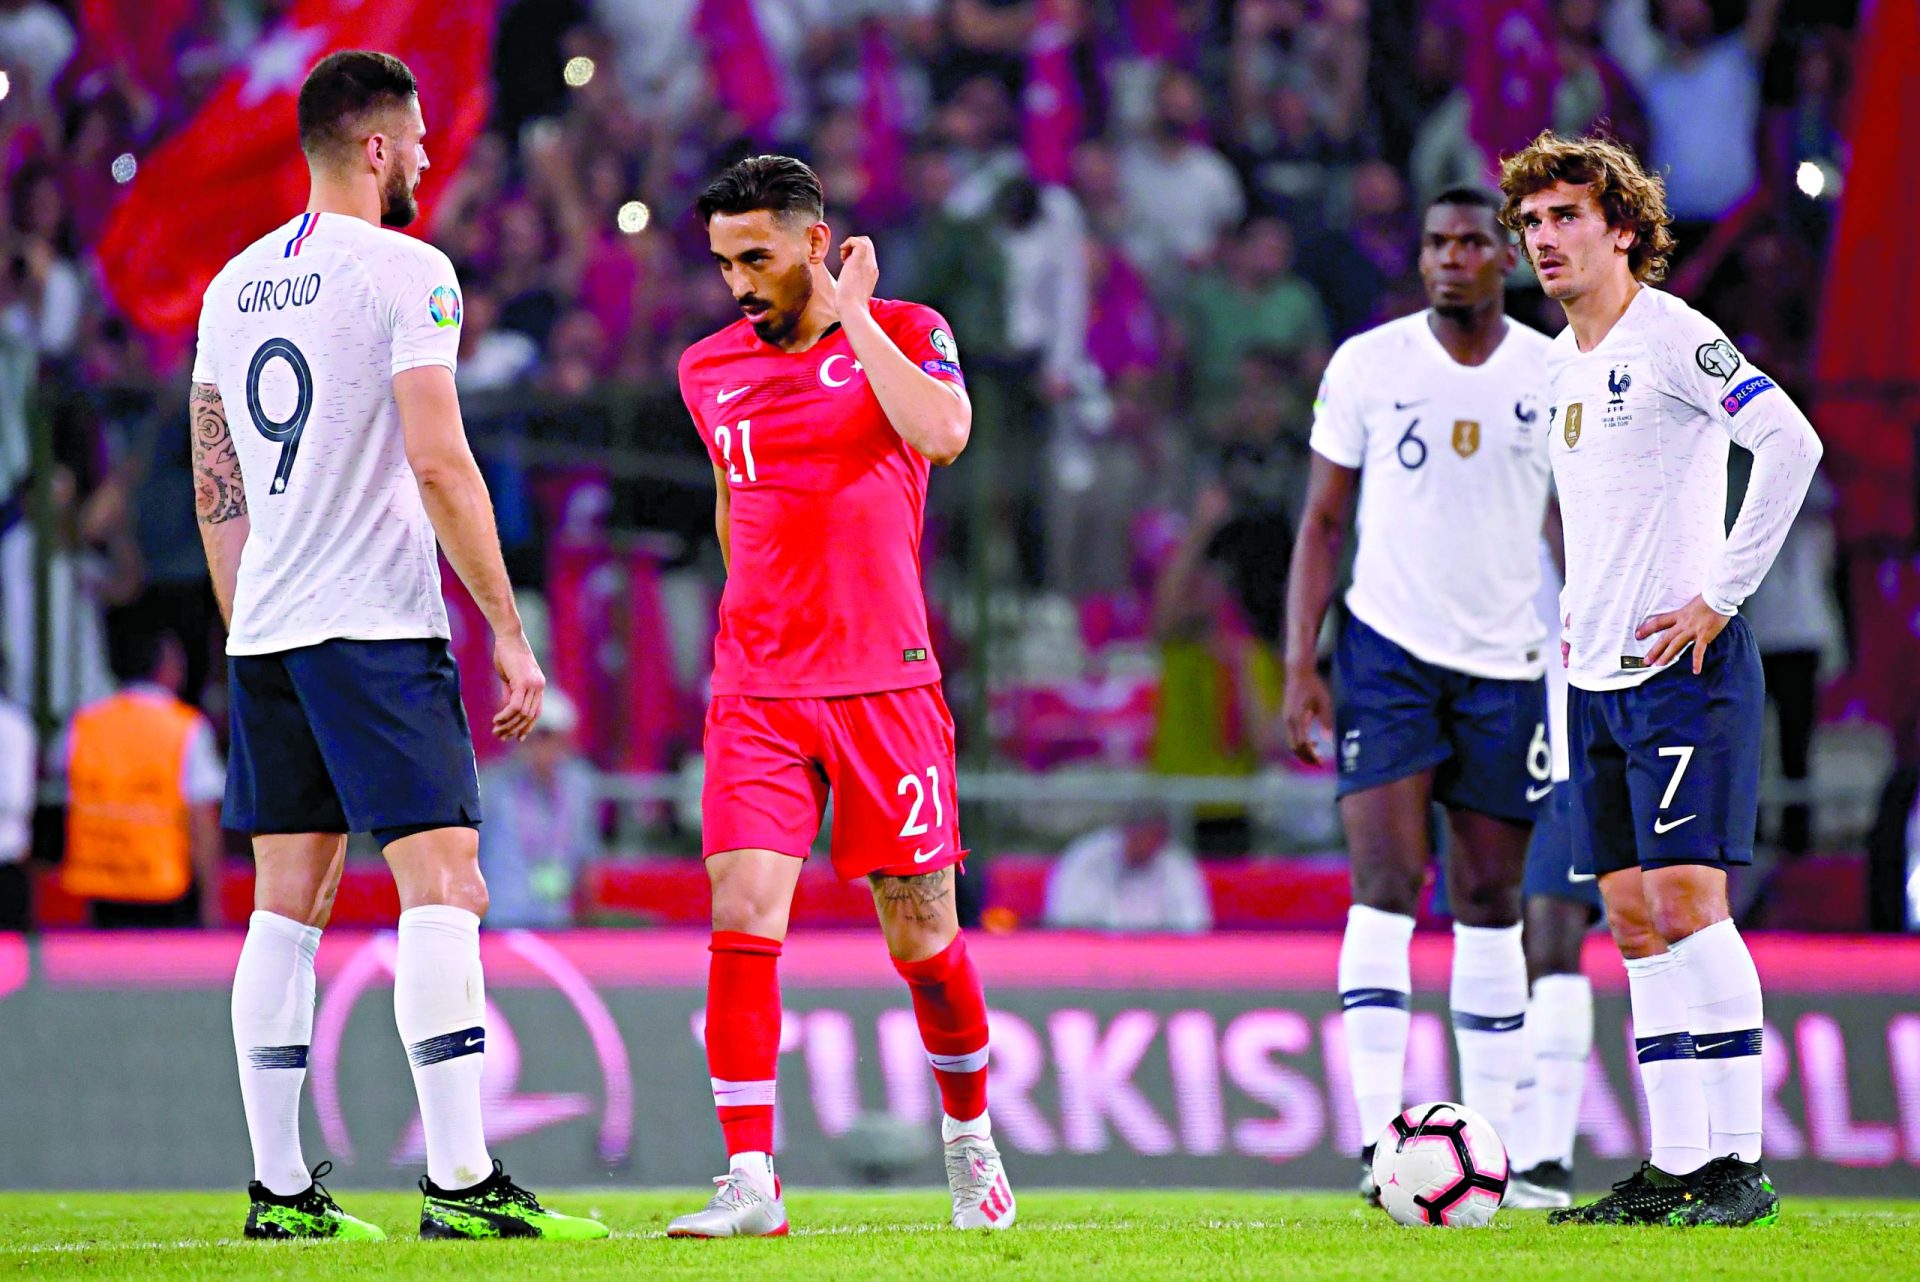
[897, 766, 944, 838]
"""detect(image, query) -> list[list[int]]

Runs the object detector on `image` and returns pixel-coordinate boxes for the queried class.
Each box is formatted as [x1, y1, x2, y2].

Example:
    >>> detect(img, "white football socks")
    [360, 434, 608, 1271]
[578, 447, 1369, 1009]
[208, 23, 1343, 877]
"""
[943, 1111, 991, 1143]
[729, 1150, 778, 1197]
[232, 910, 322, 1197]
[1625, 950, 1710, 1176]
[1449, 922, 1528, 1134]
[1338, 905, 1415, 1149]
[394, 905, 493, 1191]
[1670, 919, 1764, 1163]
[1526, 973, 1593, 1168]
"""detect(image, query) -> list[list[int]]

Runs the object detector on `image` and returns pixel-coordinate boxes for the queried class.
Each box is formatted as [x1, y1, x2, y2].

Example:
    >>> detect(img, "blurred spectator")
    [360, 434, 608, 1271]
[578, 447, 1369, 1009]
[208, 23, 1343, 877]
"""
[1119, 67, 1247, 287]
[1744, 471, 1842, 856]
[0, 278, 28, 501]
[121, 384, 222, 707]
[936, 74, 1027, 218]
[1299, 159, 1422, 337]
[478, 688, 599, 929]
[492, 199, 568, 347]
[896, 145, 1006, 353]
[1082, 235, 1163, 388]
[993, 176, 1091, 398]
[1044, 810, 1211, 933]
[538, 309, 610, 401]
[1410, 0, 1648, 205]
[6, 160, 84, 360]
[1604, 0, 1783, 232]
[455, 286, 540, 396]
[1179, 214, 1327, 416]
[1227, 0, 1370, 165]
[1045, 369, 1155, 597]
[0, 0, 76, 104]
[2, 466, 139, 721]
[60, 629, 224, 929]
[1148, 491, 1282, 856]
[0, 674, 31, 931]
[1198, 347, 1311, 644]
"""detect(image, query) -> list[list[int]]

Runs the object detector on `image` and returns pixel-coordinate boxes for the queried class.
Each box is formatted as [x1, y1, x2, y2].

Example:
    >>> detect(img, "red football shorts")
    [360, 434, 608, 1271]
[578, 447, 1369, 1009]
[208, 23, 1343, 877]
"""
[701, 684, 967, 880]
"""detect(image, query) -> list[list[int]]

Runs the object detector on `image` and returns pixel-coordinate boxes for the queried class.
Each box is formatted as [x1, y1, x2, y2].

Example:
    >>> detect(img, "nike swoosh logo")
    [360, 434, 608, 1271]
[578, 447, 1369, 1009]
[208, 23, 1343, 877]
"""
[1568, 869, 1596, 883]
[912, 844, 946, 864]
[1652, 814, 1697, 834]
[1696, 1038, 1733, 1054]
[1526, 783, 1553, 802]
[716, 386, 751, 403]
[1393, 398, 1426, 410]
[464, 1036, 483, 1048]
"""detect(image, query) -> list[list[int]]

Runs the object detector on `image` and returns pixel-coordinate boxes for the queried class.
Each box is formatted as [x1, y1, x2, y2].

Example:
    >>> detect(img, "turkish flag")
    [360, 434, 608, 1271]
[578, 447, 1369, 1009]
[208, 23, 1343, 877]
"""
[97, 0, 497, 337]
[1447, 0, 1558, 176]
[693, 0, 785, 143]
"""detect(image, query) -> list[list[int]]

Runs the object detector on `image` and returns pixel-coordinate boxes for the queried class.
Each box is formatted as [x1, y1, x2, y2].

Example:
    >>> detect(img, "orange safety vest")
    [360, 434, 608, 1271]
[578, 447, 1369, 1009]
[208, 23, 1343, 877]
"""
[62, 692, 202, 903]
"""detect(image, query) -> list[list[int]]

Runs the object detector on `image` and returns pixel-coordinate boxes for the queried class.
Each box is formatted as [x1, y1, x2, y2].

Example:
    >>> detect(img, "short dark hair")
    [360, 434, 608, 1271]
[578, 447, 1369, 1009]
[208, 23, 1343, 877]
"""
[297, 50, 418, 164]
[108, 629, 172, 685]
[696, 155, 825, 225]
[1429, 185, 1502, 213]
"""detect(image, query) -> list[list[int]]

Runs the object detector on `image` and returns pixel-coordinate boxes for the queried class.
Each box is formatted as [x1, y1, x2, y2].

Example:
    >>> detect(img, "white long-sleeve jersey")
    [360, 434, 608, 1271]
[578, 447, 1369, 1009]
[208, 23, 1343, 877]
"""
[1545, 286, 1822, 692]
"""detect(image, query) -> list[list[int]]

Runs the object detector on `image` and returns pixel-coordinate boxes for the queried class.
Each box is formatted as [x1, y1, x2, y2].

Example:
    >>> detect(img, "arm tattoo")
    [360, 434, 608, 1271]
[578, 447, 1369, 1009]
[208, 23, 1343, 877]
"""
[190, 381, 247, 525]
[870, 867, 955, 927]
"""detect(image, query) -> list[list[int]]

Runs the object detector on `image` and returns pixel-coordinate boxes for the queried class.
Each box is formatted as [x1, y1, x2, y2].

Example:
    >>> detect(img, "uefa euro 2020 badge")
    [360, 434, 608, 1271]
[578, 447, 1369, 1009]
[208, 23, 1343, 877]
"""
[428, 285, 462, 329]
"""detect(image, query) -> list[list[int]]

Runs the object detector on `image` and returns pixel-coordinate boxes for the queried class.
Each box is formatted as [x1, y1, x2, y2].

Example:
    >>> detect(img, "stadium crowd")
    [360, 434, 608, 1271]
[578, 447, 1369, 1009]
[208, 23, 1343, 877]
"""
[0, 0, 1889, 927]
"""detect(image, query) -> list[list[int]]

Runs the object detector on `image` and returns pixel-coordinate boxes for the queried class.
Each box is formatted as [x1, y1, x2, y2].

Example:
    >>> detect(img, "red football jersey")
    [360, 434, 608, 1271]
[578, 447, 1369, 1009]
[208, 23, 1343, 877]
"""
[678, 298, 966, 698]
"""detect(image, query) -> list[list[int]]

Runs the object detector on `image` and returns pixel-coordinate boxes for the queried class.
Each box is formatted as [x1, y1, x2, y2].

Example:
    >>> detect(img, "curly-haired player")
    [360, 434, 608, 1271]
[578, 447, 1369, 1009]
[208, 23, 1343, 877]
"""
[1500, 132, 1821, 1228]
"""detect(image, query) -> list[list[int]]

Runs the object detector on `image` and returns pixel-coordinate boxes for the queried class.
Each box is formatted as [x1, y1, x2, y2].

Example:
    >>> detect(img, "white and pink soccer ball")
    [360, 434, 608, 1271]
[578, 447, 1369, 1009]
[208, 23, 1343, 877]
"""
[1370, 1101, 1509, 1227]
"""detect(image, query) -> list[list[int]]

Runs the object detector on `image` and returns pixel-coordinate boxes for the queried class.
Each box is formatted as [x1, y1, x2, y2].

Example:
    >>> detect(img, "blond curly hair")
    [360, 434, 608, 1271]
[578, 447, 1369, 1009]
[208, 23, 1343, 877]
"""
[1497, 131, 1676, 284]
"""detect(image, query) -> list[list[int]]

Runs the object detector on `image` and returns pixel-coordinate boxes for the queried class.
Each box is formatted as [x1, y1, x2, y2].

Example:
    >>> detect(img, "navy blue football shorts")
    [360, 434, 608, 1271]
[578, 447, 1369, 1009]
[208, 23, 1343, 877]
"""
[225, 638, 482, 847]
[1332, 615, 1550, 824]
[1567, 616, 1763, 879]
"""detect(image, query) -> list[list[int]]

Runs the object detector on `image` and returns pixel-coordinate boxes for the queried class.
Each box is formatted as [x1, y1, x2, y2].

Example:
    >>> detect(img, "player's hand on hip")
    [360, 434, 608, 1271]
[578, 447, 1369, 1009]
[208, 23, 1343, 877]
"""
[834, 236, 879, 312]
[1281, 666, 1335, 765]
[492, 631, 546, 741]
[1635, 594, 1732, 675]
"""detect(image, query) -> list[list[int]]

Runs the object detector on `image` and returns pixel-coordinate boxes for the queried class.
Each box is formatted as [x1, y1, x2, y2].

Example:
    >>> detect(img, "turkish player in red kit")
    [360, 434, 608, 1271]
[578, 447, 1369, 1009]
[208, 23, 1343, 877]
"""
[666, 156, 1014, 1238]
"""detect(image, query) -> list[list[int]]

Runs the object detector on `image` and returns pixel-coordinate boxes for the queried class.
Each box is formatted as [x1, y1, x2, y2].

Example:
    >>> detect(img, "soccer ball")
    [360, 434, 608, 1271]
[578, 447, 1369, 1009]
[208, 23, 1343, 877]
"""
[1370, 1102, 1509, 1227]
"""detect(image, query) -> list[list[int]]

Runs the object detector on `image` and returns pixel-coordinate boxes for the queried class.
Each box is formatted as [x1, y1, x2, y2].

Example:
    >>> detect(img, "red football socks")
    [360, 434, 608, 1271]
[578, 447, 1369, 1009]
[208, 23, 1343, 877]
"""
[892, 931, 991, 1122]
[707, 931, 782, 1156]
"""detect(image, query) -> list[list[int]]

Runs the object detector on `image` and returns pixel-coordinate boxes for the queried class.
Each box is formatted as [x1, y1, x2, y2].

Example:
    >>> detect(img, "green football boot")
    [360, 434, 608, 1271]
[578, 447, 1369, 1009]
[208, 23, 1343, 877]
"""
[245, 1162, 385, 1240]
[1667, 1157, 1780, 1227]
[418, 1159, 610, 1240]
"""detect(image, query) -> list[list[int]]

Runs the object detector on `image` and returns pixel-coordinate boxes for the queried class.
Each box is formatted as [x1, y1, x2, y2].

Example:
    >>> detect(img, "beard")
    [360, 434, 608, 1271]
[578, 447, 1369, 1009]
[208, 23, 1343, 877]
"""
[380, 165, 419, 229]
[747, 264, 813, 345]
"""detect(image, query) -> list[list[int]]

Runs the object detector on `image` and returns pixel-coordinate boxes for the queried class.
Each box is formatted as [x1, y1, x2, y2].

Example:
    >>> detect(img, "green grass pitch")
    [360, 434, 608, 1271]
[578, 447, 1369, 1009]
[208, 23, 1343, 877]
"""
[4, 1189, 1917, 1280]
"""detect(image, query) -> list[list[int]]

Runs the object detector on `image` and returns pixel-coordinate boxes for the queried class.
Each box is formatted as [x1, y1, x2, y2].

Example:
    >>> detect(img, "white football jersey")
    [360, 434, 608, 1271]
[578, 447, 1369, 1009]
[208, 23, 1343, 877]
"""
[193, 213, 461, 656]
[1310, 311, 1555, 680]
[1545, 286, 1822, 692]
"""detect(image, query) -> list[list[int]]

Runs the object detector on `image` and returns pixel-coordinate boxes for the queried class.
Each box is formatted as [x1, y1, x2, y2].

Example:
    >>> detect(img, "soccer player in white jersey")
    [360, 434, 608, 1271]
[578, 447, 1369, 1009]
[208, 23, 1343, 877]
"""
[1504, 545, 1603, 1210]
[1501, 132, 1820, 1228]
[192, 51, 605, 1242]
[1283, 188, 1556, 1202]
